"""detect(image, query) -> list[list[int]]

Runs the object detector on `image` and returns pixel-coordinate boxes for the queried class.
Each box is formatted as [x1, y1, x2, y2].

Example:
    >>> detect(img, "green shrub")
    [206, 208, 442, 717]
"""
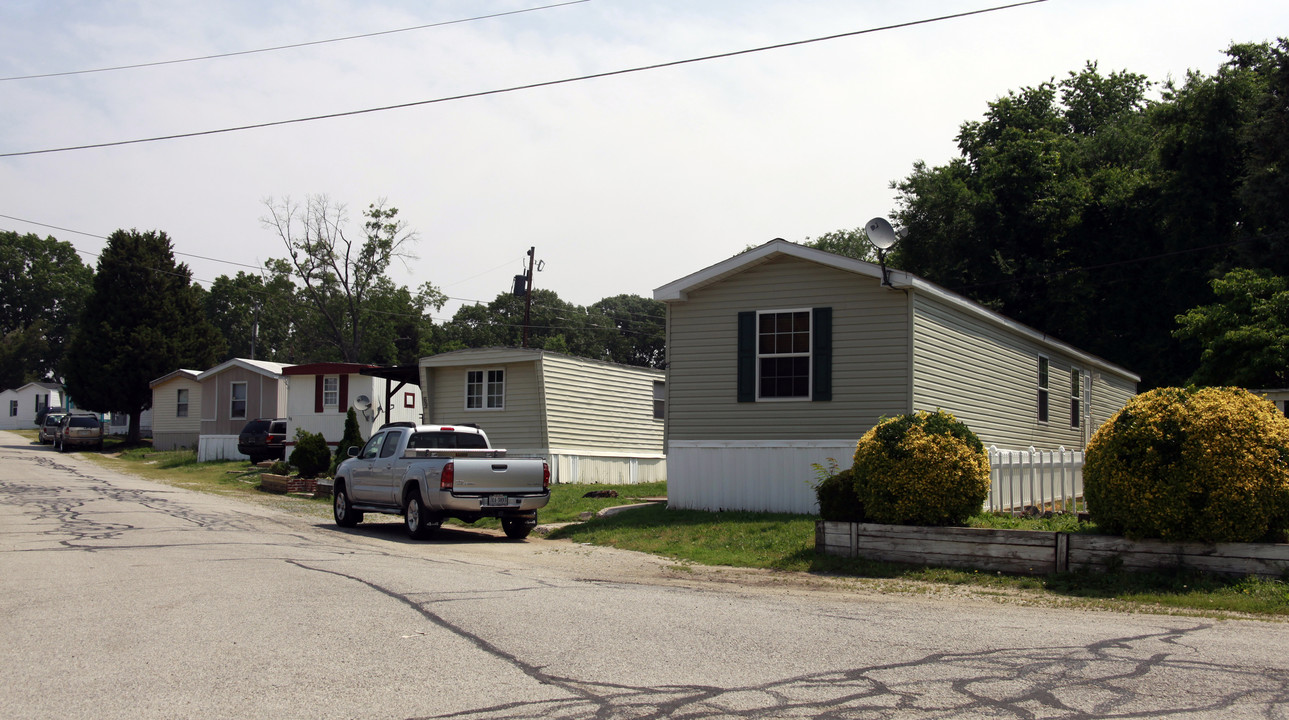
[1084, 386, 1289, 543]
[815, 466, 864, 521]
[331, 408, 364, 475]
[267, 460, 290, 476]
[289, 429, 332, 479]
[851, 410, 990, 526]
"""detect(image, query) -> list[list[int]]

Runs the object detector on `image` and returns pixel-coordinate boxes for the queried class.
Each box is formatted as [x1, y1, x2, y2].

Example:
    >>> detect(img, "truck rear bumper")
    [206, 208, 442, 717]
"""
[435, 492, 549, 515]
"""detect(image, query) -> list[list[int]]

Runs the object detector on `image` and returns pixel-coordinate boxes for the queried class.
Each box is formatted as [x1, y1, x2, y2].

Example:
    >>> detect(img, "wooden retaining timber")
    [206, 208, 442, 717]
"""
[258, 474, 317, 495]
[816, 521, 1289, 578]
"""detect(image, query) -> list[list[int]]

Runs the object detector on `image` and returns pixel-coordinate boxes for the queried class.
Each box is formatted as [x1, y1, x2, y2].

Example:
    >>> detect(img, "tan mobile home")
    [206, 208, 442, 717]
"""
[654, 239, 1138, 514]
[149, 369, 201, 450]
[419, 348, 665, 484]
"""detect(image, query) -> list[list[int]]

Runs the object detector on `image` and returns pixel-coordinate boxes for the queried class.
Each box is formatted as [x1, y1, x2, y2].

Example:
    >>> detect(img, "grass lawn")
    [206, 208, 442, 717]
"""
[49, 440, 1289, 618]
[551, 504, 1289, 618]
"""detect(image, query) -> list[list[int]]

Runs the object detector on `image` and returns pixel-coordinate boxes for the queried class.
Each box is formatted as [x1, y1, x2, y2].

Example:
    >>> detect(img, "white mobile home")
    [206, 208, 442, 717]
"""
[282, 362, 421, 446]
[0, 382, 63, 430]
[419, 348, 665, 484]
[654, 239, 1138, 514]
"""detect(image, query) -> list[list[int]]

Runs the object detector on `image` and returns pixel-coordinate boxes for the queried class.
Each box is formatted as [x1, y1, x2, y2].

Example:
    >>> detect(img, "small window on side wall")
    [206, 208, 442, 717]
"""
[1037, 357, 1050, 423]
[176, 388, 189, 418]
[652, 381, 665, 420]
[1069, 368, 1081, 429]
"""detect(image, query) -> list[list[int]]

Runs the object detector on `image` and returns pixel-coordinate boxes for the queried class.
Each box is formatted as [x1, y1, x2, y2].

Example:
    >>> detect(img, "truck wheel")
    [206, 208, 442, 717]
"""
[405, 489, 439, 540]
[333, 483, 363, 527]
[502, 517, 534, 540]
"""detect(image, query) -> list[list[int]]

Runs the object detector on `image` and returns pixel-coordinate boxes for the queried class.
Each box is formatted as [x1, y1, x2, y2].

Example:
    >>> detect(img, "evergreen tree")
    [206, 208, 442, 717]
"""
[62, 229, 225, 442]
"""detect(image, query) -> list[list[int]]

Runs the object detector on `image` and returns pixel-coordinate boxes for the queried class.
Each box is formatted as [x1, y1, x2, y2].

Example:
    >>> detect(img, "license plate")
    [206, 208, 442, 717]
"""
[486, 494, 509, 507]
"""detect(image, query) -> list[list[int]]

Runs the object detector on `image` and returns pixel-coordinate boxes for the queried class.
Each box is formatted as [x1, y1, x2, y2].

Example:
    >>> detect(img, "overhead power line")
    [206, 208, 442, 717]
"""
[0, 0, 1048, 158]
[0, 212, 264, 270]
[0, 1, 590, 82]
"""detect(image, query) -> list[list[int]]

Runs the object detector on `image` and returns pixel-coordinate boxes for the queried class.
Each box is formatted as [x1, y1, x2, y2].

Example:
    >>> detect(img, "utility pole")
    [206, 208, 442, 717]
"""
[521, 247, 535, 348]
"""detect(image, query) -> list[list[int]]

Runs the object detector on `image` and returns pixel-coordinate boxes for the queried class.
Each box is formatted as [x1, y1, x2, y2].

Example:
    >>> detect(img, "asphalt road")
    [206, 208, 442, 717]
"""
[2, 433, 1288, 720]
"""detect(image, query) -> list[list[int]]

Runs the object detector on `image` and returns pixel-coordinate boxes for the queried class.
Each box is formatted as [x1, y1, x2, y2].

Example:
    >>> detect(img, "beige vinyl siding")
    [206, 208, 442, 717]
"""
[911, 291, 1110, 451]
[667, 255, 910, 441]
[541, 354, 664, 452]
[427, 362, 543, 448]
[1091, 371, 1136, 433]
[152, 378, 202, 433]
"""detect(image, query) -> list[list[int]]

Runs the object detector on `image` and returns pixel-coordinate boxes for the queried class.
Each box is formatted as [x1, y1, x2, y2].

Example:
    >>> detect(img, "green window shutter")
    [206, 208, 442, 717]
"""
[737, 311, 756, 402]
[812, 306, 832, 401]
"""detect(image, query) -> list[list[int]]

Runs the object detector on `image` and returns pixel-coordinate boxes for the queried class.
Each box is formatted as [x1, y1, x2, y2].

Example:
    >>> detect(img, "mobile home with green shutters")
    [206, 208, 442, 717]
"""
[654, 239, 1138, 514]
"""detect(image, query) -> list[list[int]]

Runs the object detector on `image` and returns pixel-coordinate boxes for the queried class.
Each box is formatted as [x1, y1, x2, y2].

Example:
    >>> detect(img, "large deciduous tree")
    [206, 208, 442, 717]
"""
[1173, 268, 1289, 388]
[62, 229, 224, 442]
[0, 231, 93, 387]
[204, 270, 299, 362]
[587, 294, 666, 368]
[260, 195, 443, 362]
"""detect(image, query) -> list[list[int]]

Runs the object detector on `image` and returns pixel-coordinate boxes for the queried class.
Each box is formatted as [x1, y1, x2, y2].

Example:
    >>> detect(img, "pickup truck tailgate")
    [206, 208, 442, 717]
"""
[450, 457, 547, 494]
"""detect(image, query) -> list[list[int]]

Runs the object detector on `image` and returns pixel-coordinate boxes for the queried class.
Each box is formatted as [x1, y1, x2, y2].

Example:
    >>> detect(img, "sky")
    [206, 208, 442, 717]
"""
[2, 0, 1287, 322]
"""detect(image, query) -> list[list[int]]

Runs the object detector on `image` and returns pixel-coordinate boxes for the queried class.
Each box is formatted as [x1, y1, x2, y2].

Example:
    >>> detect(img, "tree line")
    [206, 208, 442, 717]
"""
[885, 39, 1289, 390]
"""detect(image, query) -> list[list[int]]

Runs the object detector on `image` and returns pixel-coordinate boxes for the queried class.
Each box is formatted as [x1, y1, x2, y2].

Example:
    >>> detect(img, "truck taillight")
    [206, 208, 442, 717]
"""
[543, 462, 550, 490]
[440, 462, 454, 491]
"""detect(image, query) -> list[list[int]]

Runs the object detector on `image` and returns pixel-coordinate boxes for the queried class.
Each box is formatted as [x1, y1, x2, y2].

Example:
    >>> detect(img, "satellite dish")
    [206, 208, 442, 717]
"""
[865, 217, 899, 250]
[353, 395, 371, 412]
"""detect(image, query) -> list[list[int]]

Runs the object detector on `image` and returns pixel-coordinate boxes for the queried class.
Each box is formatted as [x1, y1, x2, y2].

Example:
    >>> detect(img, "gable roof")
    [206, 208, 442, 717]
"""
[149, 369, 201, 388]
[196, 358, 291, 381]
[654, 239, 1139, 383]
[0, 381, 62, 395]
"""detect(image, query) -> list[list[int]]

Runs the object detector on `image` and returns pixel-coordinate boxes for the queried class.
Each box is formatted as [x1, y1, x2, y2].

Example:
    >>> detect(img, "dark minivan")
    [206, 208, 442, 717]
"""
[238, 418, 287, 463]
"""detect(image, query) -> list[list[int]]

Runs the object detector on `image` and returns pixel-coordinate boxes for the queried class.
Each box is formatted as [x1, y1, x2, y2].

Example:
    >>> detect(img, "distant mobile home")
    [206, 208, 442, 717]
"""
[654, 239, 1139, 514]
[419, 348, 665, 484]
[0, 382, 63, 430]
[196, 358, 291, 461]
[149, 369, 202, 451]
[282, 362, 421, 446]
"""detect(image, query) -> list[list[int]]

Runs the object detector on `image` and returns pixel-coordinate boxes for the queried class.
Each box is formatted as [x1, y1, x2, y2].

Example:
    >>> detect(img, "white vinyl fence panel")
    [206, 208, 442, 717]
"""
[988, 446, 1084, 514]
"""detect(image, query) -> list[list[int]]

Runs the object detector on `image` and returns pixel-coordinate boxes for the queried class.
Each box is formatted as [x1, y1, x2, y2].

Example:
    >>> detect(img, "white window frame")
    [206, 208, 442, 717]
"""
[323, 376, 339, 408]
[755, 308, 812, 402]
[176, 388, 189, 418]
[465, 368, 505, 410]
[230, 381, 248, 420]
[652, 381, 665, 420]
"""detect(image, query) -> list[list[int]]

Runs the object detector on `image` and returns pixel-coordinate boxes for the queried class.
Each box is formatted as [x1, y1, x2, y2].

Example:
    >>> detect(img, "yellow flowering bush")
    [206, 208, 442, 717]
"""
[1084, 386, 1289, 543]
[852, 410, 990, 526]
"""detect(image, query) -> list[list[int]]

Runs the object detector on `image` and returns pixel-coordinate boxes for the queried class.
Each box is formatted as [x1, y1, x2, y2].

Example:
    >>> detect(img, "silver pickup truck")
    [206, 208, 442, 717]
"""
[332, 423, 549, 539]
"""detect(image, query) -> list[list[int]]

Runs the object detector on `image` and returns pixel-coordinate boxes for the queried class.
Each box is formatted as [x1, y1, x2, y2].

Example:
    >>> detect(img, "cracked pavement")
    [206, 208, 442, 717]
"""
[2, 433, 1288, 719]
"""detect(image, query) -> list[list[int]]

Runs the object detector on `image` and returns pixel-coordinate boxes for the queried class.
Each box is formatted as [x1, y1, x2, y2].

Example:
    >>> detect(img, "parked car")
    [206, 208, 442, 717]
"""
[57, 413, 104, 452]
[36, 405, 66, 428]
[238, 418, 288, 463]
[39, 412, 67, 444]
